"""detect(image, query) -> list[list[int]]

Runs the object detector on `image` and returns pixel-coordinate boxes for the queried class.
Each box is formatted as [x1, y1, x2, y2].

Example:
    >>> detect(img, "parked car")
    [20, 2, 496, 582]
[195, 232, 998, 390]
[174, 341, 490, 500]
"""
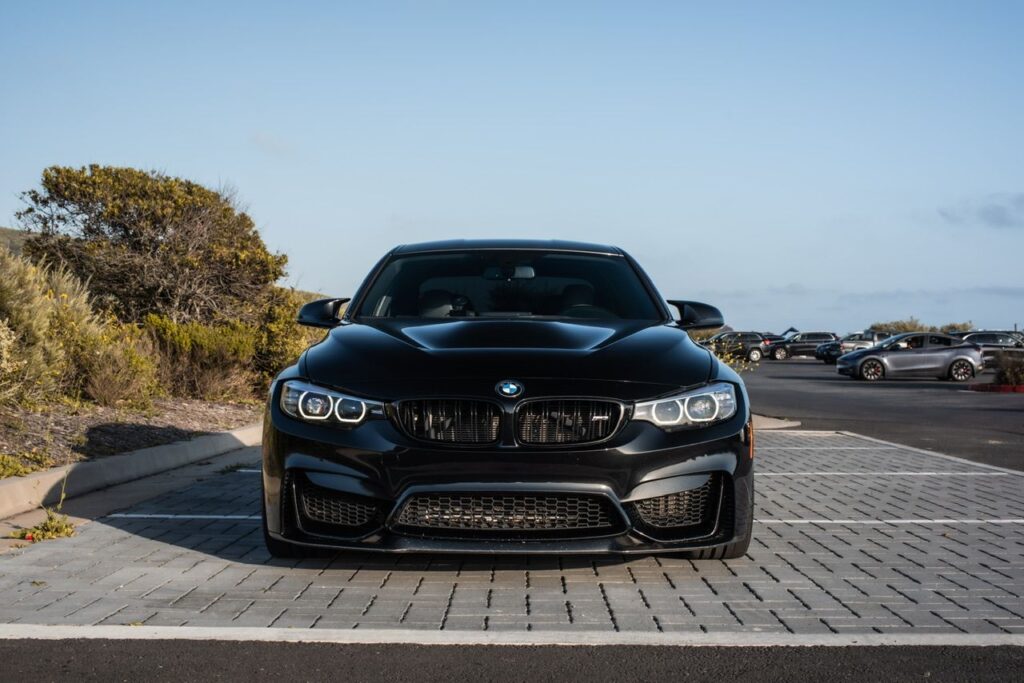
[765, 332, 839, 360]
[836, 332, 984, 381]
[840, 329, 893, 354]
[262, 239, 754, 559]
[962, 331, 1024, 364]
[815, 339, 844, 364]
[700, 331, 772, 362]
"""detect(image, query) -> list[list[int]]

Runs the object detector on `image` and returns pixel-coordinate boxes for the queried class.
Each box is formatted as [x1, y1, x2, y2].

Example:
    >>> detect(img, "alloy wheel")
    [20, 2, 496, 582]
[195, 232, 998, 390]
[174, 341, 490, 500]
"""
[774, 348, 788, 360]
[860, 359, 884, 381]
[748, 349, 762, 362]
[950, 360, 973, 382]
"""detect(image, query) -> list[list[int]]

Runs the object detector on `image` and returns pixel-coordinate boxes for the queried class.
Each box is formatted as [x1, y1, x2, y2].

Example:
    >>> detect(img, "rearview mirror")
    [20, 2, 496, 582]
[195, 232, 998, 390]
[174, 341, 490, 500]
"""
[483, 265, 535, 280]
[667, 300, 724, 330]
[297, 297, 350, 328]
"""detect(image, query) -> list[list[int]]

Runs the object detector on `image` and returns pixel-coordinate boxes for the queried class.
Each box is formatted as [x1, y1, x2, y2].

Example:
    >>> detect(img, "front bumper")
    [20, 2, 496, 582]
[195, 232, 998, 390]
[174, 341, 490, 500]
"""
[262, 389, 754, 555]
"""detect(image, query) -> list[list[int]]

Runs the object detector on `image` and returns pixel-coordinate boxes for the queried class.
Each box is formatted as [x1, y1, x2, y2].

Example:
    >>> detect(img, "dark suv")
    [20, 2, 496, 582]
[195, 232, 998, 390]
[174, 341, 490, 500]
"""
[766, 332, 839, 360]
[700, 331, 771, 362]
[962, 331, 1024, 364]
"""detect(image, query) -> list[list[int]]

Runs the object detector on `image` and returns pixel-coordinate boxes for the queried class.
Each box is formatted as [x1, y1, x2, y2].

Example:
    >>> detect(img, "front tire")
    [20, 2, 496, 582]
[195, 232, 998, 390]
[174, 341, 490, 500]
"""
[773, 347, 788, 360]
[949, 359, 974, 382]
[748, 348, 762, 362]
[859, 359, 884, 381]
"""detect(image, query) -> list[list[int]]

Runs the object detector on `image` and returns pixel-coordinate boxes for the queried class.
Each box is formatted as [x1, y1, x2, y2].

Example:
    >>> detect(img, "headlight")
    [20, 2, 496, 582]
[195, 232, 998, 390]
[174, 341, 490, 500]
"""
[634, 382, 738, 430]
[279, 380, 384, 426]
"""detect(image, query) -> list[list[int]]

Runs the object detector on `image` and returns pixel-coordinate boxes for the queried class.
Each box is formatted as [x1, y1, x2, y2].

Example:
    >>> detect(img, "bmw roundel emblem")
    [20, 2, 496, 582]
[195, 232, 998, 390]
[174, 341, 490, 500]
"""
[496, 379, 524, 398]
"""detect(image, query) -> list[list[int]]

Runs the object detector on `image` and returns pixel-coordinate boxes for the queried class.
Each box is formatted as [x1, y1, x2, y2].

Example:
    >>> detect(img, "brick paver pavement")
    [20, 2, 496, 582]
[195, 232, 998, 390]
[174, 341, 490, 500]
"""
[1, 431, 1021, 635]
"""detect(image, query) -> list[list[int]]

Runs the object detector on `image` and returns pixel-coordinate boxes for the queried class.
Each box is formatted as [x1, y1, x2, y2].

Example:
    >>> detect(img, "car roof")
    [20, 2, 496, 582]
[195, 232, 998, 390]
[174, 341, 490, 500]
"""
[890, 331, 955, 339]
[393, 239, 623, 256]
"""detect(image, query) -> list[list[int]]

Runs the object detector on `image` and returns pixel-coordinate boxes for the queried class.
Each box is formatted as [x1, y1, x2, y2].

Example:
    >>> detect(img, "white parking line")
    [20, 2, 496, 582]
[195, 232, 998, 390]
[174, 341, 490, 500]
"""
[757, 447, 902, 450]
[104, 513, 1024, 526]
[228, 469, 1006, 477]
[838, 431, 1024, 475]
[0, 624, 1021, 647]
[757, 471, 1005, 476]
[107, 514, 260, 520]
[757, 519, 1024, 525]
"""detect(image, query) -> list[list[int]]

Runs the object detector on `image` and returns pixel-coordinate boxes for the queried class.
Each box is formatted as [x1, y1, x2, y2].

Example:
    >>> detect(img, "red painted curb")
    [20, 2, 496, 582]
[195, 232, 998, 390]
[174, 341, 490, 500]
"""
[967, 384, 1024, 393]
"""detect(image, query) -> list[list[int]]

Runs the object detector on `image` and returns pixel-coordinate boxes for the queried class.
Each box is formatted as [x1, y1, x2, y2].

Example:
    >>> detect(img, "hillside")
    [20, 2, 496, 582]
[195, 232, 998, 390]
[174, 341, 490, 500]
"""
[0, 226, 30, 255]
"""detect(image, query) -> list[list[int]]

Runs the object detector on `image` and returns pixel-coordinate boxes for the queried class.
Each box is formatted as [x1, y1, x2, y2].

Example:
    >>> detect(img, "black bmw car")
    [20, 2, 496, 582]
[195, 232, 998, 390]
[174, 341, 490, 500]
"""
[262, 240, 754, 558]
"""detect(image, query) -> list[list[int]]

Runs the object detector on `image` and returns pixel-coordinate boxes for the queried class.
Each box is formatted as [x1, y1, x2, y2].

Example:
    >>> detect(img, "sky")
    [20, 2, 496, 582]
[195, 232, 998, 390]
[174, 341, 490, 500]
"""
[1, 1, 1022, 333]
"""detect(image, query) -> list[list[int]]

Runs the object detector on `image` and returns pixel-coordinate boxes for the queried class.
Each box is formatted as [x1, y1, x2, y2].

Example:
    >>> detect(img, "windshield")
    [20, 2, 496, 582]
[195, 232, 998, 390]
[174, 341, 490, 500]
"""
[354, 251, 663, 321]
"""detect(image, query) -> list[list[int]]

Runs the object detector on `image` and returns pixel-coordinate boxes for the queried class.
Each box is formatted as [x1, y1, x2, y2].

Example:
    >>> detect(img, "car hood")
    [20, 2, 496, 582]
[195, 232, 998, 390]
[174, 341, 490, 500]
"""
[300, 319, 714, 401]
[838, 348, 871, 363]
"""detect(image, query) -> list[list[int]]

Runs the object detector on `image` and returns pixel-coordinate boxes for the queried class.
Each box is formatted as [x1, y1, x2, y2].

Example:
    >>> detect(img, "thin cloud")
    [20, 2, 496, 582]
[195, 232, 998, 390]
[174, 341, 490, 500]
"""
[938, 193, 1024, 229]
[248, 131, 296, 159]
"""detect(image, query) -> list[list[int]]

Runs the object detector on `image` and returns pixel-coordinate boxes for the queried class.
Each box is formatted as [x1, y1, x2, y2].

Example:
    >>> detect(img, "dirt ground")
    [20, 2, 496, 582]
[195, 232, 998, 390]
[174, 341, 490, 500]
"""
[0, 399, 261, 478]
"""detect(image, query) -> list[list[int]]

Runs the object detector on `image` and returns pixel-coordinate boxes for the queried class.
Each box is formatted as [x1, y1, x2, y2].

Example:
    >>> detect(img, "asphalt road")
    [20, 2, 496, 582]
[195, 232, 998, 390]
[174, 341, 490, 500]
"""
[744, 359, 1024, 471]
[1, 641, 1021, 682]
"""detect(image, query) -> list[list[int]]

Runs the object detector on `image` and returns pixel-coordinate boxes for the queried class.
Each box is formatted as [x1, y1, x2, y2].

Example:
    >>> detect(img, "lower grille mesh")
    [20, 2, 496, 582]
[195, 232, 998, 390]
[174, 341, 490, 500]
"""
[299, 481, 379, 528]
[631, 477, 716, 528]
[395, 493, 617, 533]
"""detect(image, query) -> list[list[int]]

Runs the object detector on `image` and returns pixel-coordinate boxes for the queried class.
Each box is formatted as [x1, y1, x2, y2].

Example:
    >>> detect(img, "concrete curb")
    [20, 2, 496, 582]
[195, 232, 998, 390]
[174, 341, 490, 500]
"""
[0, 422, 262, 520]
[752, 414, 801, 430]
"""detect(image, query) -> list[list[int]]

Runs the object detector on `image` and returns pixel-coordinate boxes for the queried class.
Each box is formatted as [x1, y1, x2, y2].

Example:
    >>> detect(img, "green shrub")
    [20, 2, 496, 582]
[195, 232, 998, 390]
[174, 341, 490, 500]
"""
[996, 353, 1024, 386]
[252, 287, 324, 389]
[0, 247, 75, 404]
[83, 320, 162, 407]
[44, 261, 107, 398]
[0, 319, 22, 403]
[0, 450, 52, 479]
[0, 246, 161, 408]
[20, 165, 286, 325]
[144, 314, 258, 399]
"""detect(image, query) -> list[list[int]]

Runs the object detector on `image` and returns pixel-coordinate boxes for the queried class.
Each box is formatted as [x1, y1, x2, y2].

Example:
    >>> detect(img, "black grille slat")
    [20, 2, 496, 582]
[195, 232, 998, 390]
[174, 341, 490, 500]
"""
[631, 477, 715, 528]
[395, 493, 617, 533]
[516, 399, 621, 445]
[397, 400, 500, 444]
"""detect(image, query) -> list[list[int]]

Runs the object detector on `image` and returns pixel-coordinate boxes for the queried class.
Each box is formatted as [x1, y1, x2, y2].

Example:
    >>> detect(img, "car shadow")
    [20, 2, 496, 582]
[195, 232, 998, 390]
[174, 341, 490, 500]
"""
[95, 513, 671, 571]
[26, 448, 680, 570]
[72, 423, 212, 458]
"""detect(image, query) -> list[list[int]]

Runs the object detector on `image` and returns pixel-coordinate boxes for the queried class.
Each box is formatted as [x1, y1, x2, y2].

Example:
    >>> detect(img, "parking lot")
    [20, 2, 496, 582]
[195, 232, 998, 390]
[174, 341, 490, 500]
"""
[745, 359, 1024, 470]
[1, 430, 1021, 637]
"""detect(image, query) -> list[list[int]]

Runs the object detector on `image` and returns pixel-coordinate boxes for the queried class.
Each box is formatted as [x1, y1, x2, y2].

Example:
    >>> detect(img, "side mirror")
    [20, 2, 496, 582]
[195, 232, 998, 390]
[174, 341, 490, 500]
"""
[297, 297, 350, 328]
[667, 300, 724, 330]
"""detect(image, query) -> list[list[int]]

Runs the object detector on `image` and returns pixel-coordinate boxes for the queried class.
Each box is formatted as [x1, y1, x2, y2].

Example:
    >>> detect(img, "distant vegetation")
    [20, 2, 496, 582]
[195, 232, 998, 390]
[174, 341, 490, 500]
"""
[1, 165, 321, 410]
[996, 354, 1024, 386]
[0, 226, 29, 255]
[869, 318, 973, 334]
